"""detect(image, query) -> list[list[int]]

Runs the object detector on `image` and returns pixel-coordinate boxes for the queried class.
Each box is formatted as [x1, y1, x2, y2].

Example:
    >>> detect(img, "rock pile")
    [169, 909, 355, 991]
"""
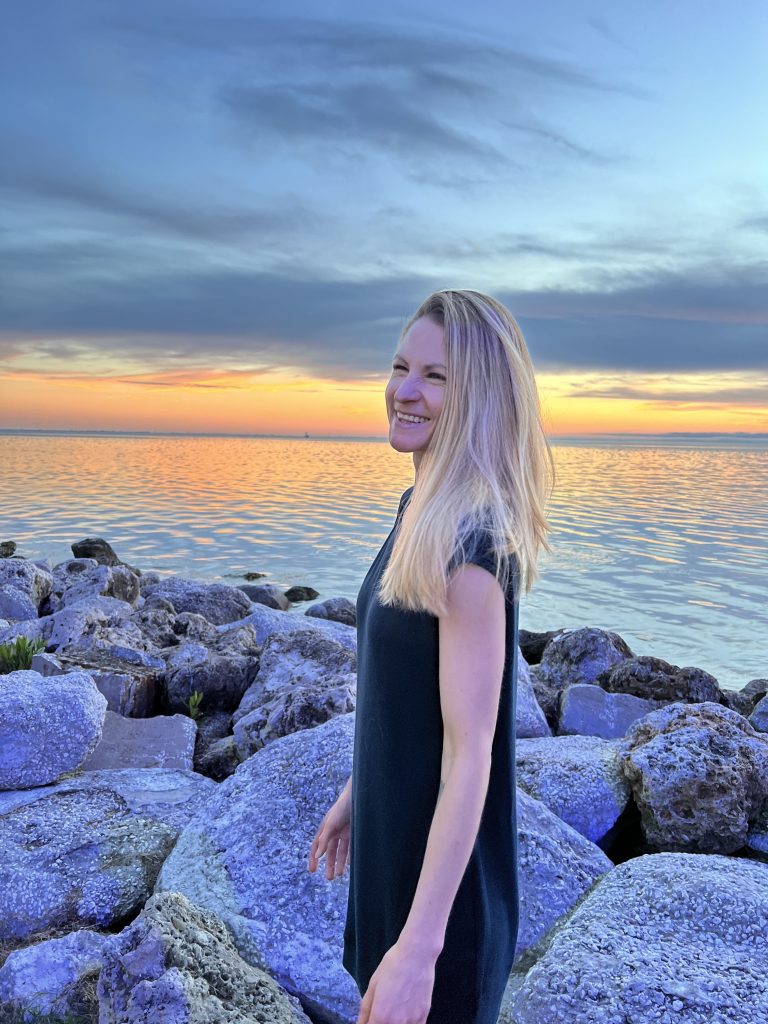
[0, 542, 766, 1022]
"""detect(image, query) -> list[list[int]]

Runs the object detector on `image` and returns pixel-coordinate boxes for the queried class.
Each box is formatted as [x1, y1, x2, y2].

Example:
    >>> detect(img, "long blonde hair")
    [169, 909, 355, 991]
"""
[376, 289, 556, 617]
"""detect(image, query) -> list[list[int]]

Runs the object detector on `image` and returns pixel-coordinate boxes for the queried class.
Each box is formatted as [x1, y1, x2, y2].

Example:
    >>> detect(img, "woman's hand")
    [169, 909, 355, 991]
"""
[356, 940, 436, 1024]
[307, 791, 351, 880]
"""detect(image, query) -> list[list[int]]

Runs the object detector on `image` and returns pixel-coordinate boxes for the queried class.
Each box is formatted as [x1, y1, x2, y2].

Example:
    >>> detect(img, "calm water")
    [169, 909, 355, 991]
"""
[1, 431, 766, 692]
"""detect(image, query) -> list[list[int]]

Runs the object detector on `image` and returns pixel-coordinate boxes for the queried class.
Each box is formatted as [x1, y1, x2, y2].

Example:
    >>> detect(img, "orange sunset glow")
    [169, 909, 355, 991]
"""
[1, 363, 765, 437]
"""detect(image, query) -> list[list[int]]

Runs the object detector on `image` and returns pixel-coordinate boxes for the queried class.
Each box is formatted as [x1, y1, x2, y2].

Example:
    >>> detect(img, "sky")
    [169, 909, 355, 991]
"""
[0, 0, 766, 437]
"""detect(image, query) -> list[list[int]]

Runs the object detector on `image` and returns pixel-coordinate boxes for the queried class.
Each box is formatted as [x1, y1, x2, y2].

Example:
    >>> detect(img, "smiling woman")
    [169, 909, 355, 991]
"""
[336, 289, 556, 1024]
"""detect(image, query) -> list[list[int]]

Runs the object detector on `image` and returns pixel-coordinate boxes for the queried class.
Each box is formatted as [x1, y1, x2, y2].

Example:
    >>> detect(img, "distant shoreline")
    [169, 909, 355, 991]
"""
[2, 428, 767, 444]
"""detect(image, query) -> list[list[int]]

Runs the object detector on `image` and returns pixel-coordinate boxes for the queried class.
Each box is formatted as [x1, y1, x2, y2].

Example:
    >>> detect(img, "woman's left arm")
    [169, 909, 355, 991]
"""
[356, 563, 506, 1024]
[399, 561, 507, 957]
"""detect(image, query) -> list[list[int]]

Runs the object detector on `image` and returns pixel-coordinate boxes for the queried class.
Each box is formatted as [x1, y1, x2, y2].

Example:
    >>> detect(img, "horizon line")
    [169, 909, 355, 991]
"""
[1, 428, 767, 440]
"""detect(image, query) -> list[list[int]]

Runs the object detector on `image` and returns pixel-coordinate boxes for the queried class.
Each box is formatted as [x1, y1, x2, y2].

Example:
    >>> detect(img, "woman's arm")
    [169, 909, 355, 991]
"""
[398, 562, 507, 959]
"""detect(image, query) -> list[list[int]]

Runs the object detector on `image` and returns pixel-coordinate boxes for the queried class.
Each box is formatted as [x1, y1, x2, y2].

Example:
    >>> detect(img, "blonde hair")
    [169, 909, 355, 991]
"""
[376, 288, 556, 617]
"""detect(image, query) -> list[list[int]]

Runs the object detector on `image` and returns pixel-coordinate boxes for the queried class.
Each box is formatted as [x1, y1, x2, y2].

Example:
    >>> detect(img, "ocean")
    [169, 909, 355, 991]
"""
[1, 430, 766, 692]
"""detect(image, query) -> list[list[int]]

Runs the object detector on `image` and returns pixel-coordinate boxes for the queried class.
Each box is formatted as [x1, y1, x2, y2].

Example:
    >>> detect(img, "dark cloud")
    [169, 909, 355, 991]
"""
[0, 161, 325, 244]
[1, 251, 765, 375]
[108, 10, 651, 99]
[564, 384, 768, 404]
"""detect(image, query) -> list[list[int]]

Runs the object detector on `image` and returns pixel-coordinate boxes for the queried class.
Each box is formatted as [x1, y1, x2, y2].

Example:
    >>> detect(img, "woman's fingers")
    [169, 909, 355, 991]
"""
[336, 833, 349, 876]
[325, 836, 340, 878]
[308, 824, 326, 871]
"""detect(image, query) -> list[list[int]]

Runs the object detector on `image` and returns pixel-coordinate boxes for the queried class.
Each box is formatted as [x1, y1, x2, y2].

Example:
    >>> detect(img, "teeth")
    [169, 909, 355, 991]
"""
[397, 413, 429, 423]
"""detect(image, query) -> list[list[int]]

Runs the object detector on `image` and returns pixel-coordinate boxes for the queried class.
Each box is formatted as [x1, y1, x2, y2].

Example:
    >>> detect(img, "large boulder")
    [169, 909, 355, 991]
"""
[0, 768, 216, 942]
[140, 576, 253, 626]
[163, 627, 260, 714]
[617, 701, 768, 852]
[154, 713, 612, 1023]
[0, 928, 112, 1020]
[0, 585, 38, 621]
[217, 601, 356, 651]
[233, 676, 356, 760]
[515, 735, 631, 843]
[515, 657, 552, 739]
[514, 789, 613, 958]
[558, 682, 658, 739]
[0, 557, 52, 612]
[41, 594, 137, 652]
[305, 596, 356, 626]
[71, 537, 141, 576]
[506, 852, 768, 1023]
[598, 654, 721, 704]
[81, 710, 197, 771]
[531, 627, 634, 724]
[46, 558, 141, 614]
[97, 891, 312, 1023]
[54, 645, 163, 718]
[0, 669, 107, 789]
[232, 630, 357, 756]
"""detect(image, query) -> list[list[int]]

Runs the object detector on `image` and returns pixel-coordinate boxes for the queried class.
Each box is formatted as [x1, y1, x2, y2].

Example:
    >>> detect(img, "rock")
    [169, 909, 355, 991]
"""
[0, 928, 112, 1020]
[163, 631, 260, 714]
[234, 674, 356, 760]
[617, 701, 768, 853]
[56, 644, 164, 717]
[155, 714, 611, 1021]
[217, 601, 356, 651]
[0, 585, 39, 621]
[194, 712, 239, 780]
[45, 559, 141, 614]
[0, 617, 46, 647]
[515, 657, 551, 738]
[193, 710, 232, 755]
[305, 596, 356, 626]
[138, 570, 164, 591]
[598, 654, 721, 704]
[518, 627, 569, 665]
[0, 541, 17, 558]
[515, 735, 631, 843]
[733, 677, 768, 717]
[234, 629, 357, 716]
[30, 651, 65, 675]
[133, 607, 220, 650]
[284, 584, 319, 602]
[71, 537, 142, 577]
[140, 576, 253, 625]
[746, 803, 768, 861]
[505, 852, 768, 1024]
[531, 627, 634, 727]
[97, 890, 312, 1023]
[237, 582, 291, 610]
[0, 558, 52, 612]
[81, 710, 197, 771]
[0, 669, 107, 789]
[0, 768, 216, 942]
[515, 789, 613, 958]
[196, 735, 240, 781]
[42, 594, 135, 652]
[750, 694, 768, 732]
[558, 682, 658, 739]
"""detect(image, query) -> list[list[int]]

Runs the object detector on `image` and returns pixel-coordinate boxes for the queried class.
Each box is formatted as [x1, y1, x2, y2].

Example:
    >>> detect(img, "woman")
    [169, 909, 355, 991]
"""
[308, 289, 555, 1024]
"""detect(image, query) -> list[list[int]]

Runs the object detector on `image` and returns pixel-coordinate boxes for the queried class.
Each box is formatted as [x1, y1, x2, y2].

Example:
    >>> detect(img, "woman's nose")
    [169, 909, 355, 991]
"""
[396, 377, 423, 400]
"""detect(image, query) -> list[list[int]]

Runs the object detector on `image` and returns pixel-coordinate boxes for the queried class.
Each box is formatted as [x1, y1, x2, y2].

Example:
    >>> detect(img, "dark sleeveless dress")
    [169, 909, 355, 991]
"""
[342, 485, 520, 1024]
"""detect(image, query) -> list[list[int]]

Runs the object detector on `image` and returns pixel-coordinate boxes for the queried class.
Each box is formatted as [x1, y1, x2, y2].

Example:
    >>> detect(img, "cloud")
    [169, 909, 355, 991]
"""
[1, 249, 765, 376]
[563, 383, 768, 405]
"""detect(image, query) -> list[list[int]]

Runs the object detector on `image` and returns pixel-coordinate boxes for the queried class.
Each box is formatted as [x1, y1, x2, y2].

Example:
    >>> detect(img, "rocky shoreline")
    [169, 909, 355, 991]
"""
[0, 538, 766, 1023]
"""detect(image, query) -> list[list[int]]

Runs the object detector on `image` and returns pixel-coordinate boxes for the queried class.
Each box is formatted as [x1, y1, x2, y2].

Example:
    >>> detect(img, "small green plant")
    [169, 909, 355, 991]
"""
[184, 689, 205, 721]
[0, 635, 47, 672]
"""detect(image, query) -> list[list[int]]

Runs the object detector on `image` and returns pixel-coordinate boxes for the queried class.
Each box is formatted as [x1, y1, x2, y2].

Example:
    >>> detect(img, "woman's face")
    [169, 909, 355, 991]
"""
[385, 316, 447, 472]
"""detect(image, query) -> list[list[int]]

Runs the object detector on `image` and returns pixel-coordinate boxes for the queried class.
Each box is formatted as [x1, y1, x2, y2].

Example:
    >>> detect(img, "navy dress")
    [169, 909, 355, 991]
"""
[343, 486, 520, 1024]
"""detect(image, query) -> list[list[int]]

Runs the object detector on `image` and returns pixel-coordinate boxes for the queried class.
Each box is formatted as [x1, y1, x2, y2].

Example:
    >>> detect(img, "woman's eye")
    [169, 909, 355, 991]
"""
[392, 365, 444, 380]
